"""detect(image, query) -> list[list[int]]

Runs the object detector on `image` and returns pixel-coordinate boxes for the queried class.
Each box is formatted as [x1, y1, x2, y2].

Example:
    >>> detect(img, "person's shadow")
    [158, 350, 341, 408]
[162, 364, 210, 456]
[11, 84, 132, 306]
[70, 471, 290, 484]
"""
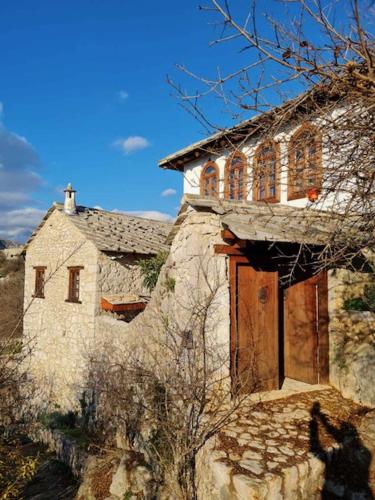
[309, 402, 373, 499]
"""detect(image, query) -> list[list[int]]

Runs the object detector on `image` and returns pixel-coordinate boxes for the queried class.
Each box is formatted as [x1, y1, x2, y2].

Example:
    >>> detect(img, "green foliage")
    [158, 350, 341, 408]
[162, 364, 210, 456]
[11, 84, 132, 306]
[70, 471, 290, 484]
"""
[0, 340, 22, 356]
[38, 410, 90, 447]
[343, 283, 375, 312]
[138, 252, 168, 291]
[39, 410, 77, 430]
[165, 276, 175, 293]
[343, 297, 368, 311]
[38, 392, 95, 448]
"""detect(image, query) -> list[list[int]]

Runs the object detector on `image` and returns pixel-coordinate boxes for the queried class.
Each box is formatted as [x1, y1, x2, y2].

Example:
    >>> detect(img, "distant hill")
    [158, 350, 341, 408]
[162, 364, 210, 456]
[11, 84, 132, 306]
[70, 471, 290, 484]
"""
[0, 250, 24, 340]
[0, 240, 20, 250]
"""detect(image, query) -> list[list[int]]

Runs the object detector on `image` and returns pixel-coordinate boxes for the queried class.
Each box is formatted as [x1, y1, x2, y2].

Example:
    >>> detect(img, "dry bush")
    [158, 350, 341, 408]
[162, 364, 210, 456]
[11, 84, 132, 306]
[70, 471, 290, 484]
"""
[0, 253, 24, 341]
[88, 264, 256, 499]
[0, 254, 26, 425]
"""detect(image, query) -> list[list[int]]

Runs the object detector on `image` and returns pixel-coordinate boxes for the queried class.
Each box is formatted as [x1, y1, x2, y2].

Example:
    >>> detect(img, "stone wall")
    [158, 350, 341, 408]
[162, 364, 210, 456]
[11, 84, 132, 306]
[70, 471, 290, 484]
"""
[328, 269, 375, 407]
[95, 315, 130, 354]
[91, 208, 230, 380]
[24, 209, 100, 411]
[97, 252, 148, 300]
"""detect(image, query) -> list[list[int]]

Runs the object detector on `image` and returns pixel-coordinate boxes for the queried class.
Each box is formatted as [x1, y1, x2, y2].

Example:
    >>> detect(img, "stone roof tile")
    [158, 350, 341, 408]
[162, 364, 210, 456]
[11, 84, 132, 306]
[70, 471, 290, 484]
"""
[26, 204, 172, 256]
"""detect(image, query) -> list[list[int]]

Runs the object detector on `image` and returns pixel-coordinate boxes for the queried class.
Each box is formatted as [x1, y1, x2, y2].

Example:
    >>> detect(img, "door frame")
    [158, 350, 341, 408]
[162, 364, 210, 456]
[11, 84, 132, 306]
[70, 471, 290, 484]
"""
[229, 255, 329, 392]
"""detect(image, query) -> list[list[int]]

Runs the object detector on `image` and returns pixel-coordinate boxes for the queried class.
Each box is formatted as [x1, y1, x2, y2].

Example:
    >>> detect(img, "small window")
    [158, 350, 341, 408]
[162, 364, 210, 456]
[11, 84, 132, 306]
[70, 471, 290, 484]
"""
[288, 124, 322, 200]
[253, 141, 280, 202]
[224, 152, 247, 201]
[67, 267, 83, 303]
[33, 266, 46, 298]
[200, 161, 219, 198]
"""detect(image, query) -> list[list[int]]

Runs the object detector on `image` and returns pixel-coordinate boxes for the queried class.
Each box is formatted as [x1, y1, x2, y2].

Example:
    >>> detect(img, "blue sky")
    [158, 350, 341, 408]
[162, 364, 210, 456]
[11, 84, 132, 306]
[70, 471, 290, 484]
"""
[0, 0, 359, 241]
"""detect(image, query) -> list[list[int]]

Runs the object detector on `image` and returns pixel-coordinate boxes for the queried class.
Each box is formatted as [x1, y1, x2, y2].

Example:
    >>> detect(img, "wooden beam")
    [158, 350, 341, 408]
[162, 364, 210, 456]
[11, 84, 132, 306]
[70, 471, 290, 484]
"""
[221, 229, 237, 242]
[214, 244, 245, 256]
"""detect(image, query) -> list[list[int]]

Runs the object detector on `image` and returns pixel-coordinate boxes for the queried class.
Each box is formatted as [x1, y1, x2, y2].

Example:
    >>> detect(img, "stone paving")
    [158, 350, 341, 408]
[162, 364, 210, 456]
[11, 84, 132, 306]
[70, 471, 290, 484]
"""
[197, 386, 375, 499]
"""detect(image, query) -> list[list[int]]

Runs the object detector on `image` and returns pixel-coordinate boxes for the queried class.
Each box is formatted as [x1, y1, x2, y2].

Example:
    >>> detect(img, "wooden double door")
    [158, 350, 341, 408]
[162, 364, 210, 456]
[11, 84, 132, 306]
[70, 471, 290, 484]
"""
[230, 256, 329, 393]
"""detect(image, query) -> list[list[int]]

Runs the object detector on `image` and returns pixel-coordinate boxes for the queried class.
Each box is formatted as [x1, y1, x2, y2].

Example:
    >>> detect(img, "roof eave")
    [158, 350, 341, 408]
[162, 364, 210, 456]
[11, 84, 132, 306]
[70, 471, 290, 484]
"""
[158, 87, 341, 172]
[158, 122, 258, 171]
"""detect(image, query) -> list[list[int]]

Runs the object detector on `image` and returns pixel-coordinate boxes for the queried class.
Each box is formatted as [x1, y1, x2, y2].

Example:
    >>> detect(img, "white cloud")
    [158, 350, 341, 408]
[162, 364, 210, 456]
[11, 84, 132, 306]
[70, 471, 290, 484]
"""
[0, 116, 42, 242]
[118, 90, 129, 100]
[0, 207, 45, 241]
[0, 192, 30, 207]
[112, 208, 174, 223]
[113, 136, 150, 154]
[161, 188, 177, 197]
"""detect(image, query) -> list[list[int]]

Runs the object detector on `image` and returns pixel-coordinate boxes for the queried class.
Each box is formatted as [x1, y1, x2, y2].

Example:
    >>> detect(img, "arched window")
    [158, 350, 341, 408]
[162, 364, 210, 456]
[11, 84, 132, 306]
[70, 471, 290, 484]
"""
[253, 140, 280, 202]
[200, 161, 219, 198]
[288, 124, 322, 200]
[224, 152, 247, 200]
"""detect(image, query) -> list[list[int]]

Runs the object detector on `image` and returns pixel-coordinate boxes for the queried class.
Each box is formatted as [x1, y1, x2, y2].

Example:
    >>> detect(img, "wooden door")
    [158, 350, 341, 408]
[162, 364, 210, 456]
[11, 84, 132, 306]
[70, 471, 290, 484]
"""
[231, 259, 279, 393]
[284, 272, 329, 384]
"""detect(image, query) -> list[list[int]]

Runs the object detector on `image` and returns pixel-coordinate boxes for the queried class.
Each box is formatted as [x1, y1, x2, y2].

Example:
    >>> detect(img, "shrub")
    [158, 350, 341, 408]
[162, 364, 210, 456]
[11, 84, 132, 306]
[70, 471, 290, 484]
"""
[343, 297, 368, 312]
[39, 410, 77, 430]
[138, 252, 168, 291]
[343, 283, 375, 312]
[165, 276, 175, 293]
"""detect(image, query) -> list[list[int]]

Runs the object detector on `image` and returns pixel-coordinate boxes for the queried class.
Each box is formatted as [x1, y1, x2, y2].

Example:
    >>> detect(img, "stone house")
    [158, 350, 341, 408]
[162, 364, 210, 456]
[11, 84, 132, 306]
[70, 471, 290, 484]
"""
[154, 102, 374, 405]
[23, 184, 172, 409]
[24, 98, 374, 414]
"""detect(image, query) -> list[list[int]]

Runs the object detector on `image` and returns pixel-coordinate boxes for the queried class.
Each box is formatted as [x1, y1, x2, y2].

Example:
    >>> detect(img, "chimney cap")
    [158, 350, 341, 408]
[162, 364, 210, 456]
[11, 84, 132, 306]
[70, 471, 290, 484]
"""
[64, 182, 76, 193]
[64, 182, 77, 193]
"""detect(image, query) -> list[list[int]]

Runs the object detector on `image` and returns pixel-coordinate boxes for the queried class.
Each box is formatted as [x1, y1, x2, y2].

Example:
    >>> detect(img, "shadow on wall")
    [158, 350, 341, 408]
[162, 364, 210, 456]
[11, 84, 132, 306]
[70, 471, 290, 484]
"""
[309, 402, 374, 499]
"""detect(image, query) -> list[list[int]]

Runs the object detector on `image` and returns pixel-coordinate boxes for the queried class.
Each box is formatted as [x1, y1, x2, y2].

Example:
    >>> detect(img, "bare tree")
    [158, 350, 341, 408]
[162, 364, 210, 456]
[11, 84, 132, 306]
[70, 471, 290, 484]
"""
[169, 0, 375, 274]
[88, 261, 257, 499]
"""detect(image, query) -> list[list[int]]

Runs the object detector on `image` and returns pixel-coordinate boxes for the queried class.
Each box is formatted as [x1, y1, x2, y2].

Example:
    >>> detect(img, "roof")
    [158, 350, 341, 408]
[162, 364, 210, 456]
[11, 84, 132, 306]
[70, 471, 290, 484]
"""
[101, 294, 147, 313]
[170, 195, 368, 249]
[101, 293, 148, 305]
[25, 204, 172, 255]
[158, 88, 341, 171]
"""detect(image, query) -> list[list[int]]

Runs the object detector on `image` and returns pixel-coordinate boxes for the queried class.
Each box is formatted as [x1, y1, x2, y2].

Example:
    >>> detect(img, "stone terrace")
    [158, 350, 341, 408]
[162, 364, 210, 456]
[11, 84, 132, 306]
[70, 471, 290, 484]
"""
[197, 387, 375, 499]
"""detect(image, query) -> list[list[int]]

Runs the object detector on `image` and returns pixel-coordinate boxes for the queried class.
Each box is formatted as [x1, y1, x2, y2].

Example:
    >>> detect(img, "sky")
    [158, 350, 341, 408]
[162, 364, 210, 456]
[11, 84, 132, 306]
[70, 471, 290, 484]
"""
[0, 0, 359, 242]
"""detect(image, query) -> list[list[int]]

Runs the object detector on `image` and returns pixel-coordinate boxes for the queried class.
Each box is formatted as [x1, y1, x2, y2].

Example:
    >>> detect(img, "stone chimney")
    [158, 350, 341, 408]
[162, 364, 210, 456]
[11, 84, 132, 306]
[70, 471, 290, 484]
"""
[64, 183, 77, 215]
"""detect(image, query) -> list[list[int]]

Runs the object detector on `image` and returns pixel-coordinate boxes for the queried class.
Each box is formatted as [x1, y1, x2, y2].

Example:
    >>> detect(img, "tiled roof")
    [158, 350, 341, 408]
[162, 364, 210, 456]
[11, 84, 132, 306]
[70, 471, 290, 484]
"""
[26, 204, 173, 255]
[170, 195, 369, 249]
